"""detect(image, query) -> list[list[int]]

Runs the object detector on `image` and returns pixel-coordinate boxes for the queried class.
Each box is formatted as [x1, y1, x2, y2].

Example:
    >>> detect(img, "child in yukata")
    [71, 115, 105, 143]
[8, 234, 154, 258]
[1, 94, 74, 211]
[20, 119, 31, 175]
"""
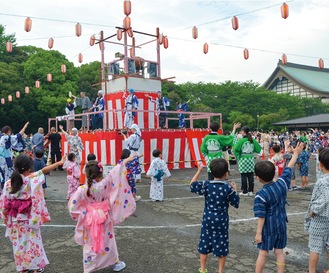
[68, 156, 136, 273]
[0, 154, 65, 273]
[253, 142, 303, 273]
[283, 145, 297, 190]
[190, 158, 239, 273]
[297, 142, 311, 189]
[270, 144, 284, 180]
[118, 149, 143, 202]
[33, 149, 48, 198]
[63, 153, 80, 200]
[146, 149, 171, 202]
[305, 148, 329, 273]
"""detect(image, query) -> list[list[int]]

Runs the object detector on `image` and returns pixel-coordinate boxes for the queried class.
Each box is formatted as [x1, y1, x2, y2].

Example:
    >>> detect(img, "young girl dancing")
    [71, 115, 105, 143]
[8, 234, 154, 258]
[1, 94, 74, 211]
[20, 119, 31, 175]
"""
[63, 153, 80, 200]
[68, 155, 136, 273]
[0, 154, 65, 273]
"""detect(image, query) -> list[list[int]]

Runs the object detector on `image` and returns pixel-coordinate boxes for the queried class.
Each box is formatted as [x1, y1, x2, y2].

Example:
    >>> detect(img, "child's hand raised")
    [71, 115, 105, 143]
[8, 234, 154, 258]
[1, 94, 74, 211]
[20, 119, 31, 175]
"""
[293, 142, 304, 155]
[197, 162, 203, 172]
[230, 182, 237, 192]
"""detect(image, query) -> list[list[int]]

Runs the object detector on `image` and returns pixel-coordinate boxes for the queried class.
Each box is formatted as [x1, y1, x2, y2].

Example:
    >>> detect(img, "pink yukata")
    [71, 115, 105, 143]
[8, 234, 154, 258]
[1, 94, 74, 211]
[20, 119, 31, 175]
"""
[63, 160, 80, 199]
[0, 170, 50, 272]
[68, 163, 136, 273]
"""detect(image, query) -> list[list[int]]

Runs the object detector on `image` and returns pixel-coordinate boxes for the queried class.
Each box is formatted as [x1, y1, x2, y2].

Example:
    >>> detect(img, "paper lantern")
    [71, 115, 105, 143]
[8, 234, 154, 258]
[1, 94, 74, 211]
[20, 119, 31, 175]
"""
[282, 54, 287, 65]
[61, 64, 66, 74]
[78, 53, 83, 63]
[24, 17, 32, 32]
[8, 95, 12, 102]
[6, 42, 12, 52]
[203, 43, 209, 54]
[123, 16, 131, 30]
[76, 23, 82, 37]
[117, 29, 123, 41]
[25, 86, 30, 94]
[232, 16, 239, 30]
[158, 33, 164, 45]
[1, 98, 4, 105]
[48, 38, 54, 49]
[35, 80, 40, 88]
[192, 26, 198, 39]
[163, 36, 169, 49]
[90, 35, 95, 46]
[47, 73, 52, 82]
[16, 91, 20, 98]
[127, 28, 134, 38]
[243, 48, 249, 60]
[319, 58, 324, 69]
[124, 0, 131, 16]
[281, 3, 289, 19]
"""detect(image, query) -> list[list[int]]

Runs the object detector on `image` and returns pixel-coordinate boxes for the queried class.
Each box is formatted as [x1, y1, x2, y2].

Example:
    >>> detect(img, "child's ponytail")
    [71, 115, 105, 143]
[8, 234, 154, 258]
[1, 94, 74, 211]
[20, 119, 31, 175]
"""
[85, 160, 102, 197]
[241, 126, 253, 143]
[10, 170, 24, 194]
[10, 154, 33, 194]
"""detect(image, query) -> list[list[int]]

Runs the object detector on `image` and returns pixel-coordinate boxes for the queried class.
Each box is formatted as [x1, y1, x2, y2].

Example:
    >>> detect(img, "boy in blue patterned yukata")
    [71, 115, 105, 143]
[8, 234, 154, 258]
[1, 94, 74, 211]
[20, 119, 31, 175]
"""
[190, 158, 240, 273]
[253, 142, 303, 273]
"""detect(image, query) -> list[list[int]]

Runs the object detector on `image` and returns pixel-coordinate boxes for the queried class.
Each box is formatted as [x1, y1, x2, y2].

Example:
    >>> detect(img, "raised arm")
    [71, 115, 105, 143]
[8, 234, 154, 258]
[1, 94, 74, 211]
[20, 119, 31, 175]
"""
[42, 156, 66, 174]
[190, 162, 203, 184]
[288, 142, 304, 169]
[59, 125, 68, 136]
[19, 121, 29, 135]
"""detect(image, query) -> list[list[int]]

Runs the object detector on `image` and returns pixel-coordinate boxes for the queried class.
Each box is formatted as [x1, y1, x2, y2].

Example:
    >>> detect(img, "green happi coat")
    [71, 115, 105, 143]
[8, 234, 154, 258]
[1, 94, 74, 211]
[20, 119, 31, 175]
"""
[200, 132, 235, 172]
[234, 136, 261, 173]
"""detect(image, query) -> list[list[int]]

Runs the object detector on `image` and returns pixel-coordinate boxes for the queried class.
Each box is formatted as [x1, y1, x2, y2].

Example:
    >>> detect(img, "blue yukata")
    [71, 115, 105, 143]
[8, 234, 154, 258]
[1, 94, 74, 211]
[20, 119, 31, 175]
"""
[118, 156, 141, 194]
[297, 150, 310, 176]
[33, 158, 47, 189]
[176, 102, 188, 128]
[190, 180, 239, 257]
[254, 167, 292, 251]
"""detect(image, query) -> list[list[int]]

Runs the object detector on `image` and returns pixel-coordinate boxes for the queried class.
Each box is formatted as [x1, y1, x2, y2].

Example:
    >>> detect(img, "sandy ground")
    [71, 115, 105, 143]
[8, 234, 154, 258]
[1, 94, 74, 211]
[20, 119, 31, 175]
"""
[0, 157, 328, 273]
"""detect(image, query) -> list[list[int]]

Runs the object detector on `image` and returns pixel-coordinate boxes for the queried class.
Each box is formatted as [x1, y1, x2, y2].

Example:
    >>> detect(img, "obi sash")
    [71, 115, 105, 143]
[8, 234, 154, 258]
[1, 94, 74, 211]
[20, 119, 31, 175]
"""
[4, 198, 32, 218]
[85, 200, 110, 254]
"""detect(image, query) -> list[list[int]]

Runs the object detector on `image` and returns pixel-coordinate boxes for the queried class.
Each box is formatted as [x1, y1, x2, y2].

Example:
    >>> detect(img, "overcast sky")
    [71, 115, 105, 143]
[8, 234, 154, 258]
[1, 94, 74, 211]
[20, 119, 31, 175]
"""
[1, 0, 328, 85]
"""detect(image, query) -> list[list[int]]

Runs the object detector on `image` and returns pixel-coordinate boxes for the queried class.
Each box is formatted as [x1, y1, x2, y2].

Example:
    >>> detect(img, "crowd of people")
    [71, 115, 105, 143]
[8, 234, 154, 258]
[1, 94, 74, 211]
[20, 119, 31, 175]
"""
[0, 116, 329, 273]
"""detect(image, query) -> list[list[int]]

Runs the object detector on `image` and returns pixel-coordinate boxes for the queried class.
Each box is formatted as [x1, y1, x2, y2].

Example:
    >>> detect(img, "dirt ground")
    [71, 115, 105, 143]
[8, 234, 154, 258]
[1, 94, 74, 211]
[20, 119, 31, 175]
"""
[0, 158, 328, 273]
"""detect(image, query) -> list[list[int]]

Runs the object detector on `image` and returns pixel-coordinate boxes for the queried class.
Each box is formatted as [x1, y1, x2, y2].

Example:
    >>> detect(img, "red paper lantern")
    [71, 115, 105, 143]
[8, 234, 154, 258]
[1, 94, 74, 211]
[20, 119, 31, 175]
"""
[61, 64, 66, 74]
[47, 73, 52, 82]
[127, 28, 134, 38]
[163, 36, 169, 49]
[25, 86, 30, 94]
[90, 35, 95, 46]
[282, 54, 287, 65]
[117, 29, 123, 41]
[319, 58, 324, 69]
[1, 98, 4, 105]
[16, 91, 20, 98]
[281, 3, 289, 19]
[232, 16, 239, 30]
[192, 26, 198, 39]
[8, 95, 12, 102]
[76, 23, 82, 37]
[35, 80, 40, 88]
[203, 43, 209, 54]
[124, 0, 131, 16]
[48, 38, 54, 49]
[6, 42, 12, 52]
[158, 33, 164, 45]
[243, 48, 249, 60]
[78, 53, 83, 63]
[24, 17, 32, 32]
[123, 16, 131, 30]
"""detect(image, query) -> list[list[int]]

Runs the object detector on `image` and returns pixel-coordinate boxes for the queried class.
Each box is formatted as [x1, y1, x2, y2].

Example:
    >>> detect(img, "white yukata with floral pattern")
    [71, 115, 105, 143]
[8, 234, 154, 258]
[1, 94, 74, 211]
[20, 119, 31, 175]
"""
[146, 158, 171, 201]
[0, 170, 50, 272]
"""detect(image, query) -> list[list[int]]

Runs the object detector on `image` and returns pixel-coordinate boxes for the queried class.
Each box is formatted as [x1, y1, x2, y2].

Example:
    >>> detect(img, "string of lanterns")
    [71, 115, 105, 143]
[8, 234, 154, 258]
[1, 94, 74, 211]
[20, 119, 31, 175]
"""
[1, 0, 327, 105]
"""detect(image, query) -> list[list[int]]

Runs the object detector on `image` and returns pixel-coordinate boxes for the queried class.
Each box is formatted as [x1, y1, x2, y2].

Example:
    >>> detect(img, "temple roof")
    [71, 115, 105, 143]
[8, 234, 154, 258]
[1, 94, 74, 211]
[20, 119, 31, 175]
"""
[273, 113, 329, 126]
[263, 61, 329, 96]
